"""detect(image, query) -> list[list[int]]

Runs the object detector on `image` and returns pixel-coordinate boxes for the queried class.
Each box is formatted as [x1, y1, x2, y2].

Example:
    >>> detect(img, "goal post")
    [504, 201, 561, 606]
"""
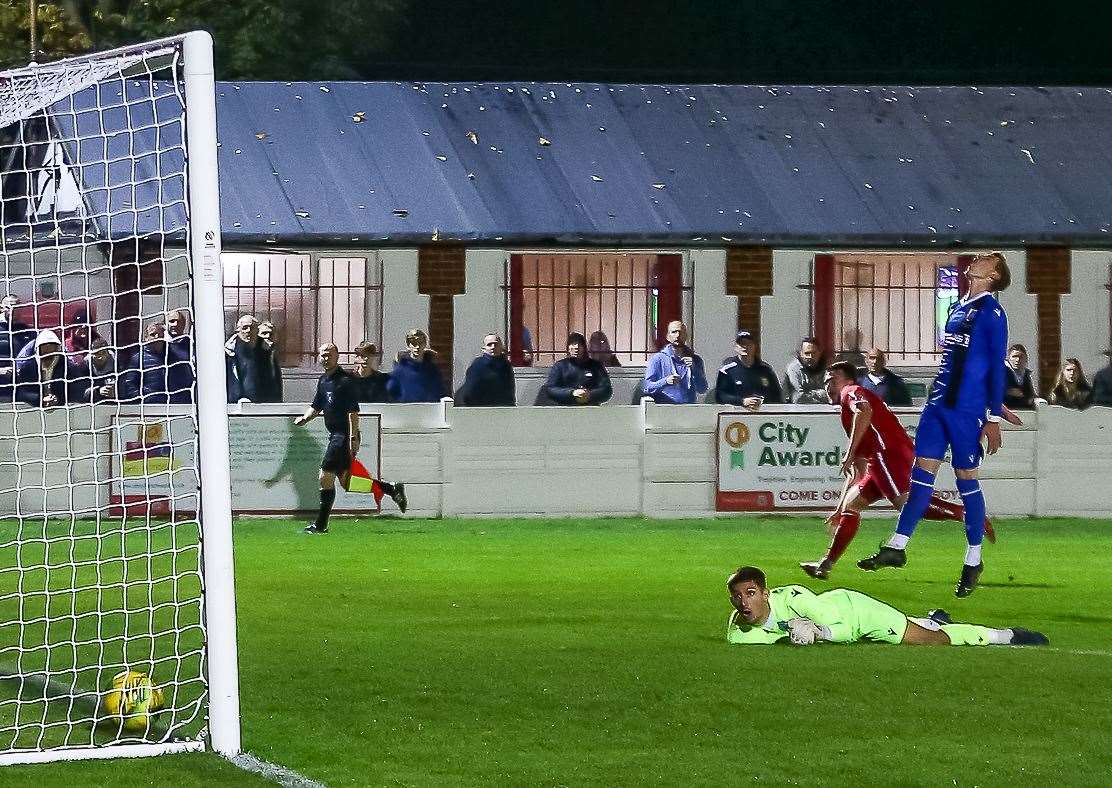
[182, 30, 241, 761]
[0, 32, 240, 764]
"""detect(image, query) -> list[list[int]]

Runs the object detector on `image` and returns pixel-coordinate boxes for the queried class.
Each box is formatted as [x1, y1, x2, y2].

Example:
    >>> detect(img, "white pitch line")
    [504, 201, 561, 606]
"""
[231, 752, 327, 788]
[1040, 647, 1112, 658]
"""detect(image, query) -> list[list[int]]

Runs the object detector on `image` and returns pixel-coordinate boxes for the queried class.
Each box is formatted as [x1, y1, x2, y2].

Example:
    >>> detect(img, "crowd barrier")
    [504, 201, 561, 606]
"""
[1, 401, 1109, 519]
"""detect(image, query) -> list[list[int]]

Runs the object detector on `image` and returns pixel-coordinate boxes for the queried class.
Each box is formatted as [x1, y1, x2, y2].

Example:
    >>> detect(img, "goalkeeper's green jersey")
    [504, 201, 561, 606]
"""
[726, 585, 907, 645]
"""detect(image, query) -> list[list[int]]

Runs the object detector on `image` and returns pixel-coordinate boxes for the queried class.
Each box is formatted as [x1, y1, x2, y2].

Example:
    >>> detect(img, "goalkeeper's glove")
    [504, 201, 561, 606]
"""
[787, 618, 826, 646]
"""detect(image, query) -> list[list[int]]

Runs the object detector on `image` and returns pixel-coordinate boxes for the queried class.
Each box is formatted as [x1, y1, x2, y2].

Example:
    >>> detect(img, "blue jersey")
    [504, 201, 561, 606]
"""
[927, 292, 1008, 419]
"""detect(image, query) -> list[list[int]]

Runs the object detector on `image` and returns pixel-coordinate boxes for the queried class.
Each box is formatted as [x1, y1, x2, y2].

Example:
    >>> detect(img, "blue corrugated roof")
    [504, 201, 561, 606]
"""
[51, 80, 189, 241]
[50, 81, 1112, 246]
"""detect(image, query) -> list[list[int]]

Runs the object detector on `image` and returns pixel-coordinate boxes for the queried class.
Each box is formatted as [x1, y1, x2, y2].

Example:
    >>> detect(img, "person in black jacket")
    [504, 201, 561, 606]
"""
[0, 295, 36, 363]
[455, 333, 516, 406]
[1048, 358, 1093, 410]
[857, 348, 912, 407]
[14, 329, 91, 407]
[1003, 343, 1037, 409]
[714, 330, 782, 408]
[536, 332, 612, 405]
[0, 295, 35, 402]
[1094, 352, 1112, 408]
[350, 340, 391, 403]
[225, 315, 283, 403]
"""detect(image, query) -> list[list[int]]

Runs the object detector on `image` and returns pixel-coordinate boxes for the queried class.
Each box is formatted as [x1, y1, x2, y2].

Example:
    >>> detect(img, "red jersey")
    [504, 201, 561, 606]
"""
[838, 384, 912, 458]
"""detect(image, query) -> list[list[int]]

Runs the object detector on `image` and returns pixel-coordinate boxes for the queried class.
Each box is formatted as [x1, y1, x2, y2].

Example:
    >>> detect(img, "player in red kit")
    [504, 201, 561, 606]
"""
[799, 362, 996, 580]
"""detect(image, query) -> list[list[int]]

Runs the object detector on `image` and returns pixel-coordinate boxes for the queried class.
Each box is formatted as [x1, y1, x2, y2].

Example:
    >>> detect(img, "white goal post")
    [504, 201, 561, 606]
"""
[0, 32, 239, 764]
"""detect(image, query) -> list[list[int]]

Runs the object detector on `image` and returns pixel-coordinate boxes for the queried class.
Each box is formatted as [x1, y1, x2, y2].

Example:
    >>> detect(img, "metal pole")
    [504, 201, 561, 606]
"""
[29, 0, 38, 62]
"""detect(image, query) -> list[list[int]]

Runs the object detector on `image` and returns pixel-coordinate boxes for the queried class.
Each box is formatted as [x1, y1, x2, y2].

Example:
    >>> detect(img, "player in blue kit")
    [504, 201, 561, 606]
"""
[859, 252, 1010, 597]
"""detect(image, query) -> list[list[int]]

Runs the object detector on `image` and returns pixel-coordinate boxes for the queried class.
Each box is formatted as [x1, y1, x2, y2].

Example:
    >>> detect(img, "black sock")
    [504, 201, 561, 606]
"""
[315, 488, 336, 530]
[378, 480, 395, 496]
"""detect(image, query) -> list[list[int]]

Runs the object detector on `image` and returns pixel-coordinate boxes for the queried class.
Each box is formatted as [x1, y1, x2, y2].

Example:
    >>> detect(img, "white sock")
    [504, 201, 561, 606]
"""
[964, 544, 982, 566]
[886, 534, 910, 550]
[989, 628, 1012, 645]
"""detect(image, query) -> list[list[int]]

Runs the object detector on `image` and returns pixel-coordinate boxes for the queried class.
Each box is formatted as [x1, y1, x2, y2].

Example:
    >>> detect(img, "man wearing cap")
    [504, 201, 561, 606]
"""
[713, 330, 782, 409]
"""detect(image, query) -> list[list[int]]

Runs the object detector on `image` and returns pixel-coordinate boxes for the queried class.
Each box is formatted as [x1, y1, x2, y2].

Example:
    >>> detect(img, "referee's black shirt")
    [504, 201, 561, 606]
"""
[312, 368, 359, 435]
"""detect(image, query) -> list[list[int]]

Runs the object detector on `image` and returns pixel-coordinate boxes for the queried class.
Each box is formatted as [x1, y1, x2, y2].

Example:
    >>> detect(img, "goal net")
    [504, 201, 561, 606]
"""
[0, 33, 238, 764]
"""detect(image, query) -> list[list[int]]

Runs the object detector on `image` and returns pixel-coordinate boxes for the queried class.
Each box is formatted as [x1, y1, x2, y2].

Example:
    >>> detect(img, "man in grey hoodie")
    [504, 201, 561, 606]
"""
[783, 336, 828, 404]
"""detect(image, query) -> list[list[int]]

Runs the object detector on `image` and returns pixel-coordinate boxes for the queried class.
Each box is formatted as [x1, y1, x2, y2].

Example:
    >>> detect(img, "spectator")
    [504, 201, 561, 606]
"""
[350, 340, 391, 403]
[714, 330, 783, 408]
[1047, 358, 1093, 410]
[455, 333, 516, 407]
[536, 332, 612, 406]
[836, 328, 867, 371]
[62, 311, 99, 364]
[87, 337, 118, 401]
[0, 295, 35, 364]
[642, 320, 707, 404]
[1093, 351, 1112, 407]
[1003, 343, 1037, 410]
[258, 319, 284, 376]
[387, 329, 447, 403]
[165, 309, 195, 402]
[0, 296, 35, 401]
[588, 330, 621, 367]
[521, 325, 535, 367]
[783, 336, 828, 404]
[14, 329, 90, 407]
[857, 348, 912, 407]
[118, 322, 174, 402]
[225, 315, 282, 403]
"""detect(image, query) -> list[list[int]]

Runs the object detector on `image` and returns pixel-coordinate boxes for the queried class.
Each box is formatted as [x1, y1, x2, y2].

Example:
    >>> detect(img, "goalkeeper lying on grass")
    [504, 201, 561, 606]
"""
[725, 566, 1048, 646]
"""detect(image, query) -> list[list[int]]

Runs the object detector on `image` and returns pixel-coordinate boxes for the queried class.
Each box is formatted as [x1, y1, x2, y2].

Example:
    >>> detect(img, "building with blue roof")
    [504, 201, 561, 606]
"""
[2, 80, 1110, 400]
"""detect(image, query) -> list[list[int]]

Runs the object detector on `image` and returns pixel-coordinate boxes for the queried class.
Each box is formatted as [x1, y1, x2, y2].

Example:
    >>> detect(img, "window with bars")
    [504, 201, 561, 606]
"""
[222, 252, 383, 367]
[809, 253, 972, 366]
[503, 253, 691, 367]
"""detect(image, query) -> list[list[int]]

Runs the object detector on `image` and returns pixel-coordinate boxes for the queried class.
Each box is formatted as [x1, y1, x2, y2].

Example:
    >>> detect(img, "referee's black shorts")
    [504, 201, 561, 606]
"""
[321, 433, 352, 473]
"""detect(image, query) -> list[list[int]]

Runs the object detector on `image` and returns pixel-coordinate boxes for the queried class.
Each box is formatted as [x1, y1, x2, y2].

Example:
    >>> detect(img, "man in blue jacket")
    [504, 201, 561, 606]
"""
[455, 334, 516, 407]
[118, 322, 174, 402]
[642, 321, 707, 404]
[387, 329, 446, 403]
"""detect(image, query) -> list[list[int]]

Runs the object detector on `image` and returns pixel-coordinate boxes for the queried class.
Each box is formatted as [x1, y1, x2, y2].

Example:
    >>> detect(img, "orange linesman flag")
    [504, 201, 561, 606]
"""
[347, 458, 385, 505]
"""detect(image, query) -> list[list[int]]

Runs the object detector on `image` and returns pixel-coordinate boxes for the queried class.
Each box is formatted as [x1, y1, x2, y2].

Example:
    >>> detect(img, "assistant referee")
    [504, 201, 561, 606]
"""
[293, 343, 359, 533]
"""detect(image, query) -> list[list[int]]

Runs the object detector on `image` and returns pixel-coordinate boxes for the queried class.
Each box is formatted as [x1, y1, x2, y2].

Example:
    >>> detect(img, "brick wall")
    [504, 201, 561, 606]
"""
[1025, 247, 1071, 394]
[725, 247, 774, 343]
[417, 244, 466, 385]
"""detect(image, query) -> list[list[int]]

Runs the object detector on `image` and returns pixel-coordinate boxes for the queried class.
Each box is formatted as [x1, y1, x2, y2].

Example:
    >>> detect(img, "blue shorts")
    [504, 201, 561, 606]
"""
[913, 404, 985, 470]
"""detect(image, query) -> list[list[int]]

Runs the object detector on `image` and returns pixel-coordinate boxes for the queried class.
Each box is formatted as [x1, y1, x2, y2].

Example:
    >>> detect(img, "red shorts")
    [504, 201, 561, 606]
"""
[855, 448, 913, 505]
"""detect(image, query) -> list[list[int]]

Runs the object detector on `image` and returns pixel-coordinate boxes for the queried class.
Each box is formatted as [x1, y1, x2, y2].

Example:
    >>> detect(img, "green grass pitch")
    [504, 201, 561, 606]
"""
[3, 516, 1112, 786]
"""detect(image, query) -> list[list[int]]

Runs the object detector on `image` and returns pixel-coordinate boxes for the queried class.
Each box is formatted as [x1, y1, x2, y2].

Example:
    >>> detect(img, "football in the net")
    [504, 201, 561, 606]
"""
[102, 670, 165, 732]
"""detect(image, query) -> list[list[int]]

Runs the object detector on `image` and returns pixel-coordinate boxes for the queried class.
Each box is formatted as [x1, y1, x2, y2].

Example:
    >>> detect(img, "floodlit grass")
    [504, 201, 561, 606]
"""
[0, 517, 205, 753]
[6, 516, 1112, 785]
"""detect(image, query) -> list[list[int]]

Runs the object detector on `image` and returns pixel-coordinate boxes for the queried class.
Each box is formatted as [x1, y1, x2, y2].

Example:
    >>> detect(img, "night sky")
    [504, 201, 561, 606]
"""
[366, 1, 1112, 85]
